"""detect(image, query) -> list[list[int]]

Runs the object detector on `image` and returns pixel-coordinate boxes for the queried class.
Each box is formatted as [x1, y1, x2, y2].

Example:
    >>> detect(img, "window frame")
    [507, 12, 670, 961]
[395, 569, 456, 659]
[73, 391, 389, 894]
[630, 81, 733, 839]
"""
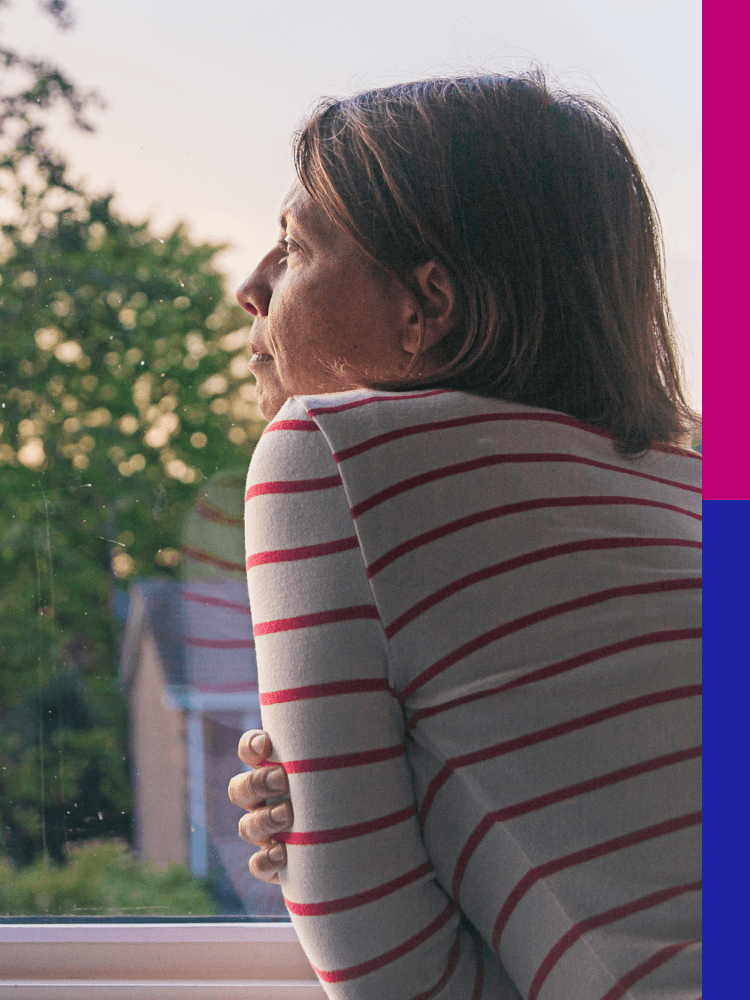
[0, 918, 324, 997]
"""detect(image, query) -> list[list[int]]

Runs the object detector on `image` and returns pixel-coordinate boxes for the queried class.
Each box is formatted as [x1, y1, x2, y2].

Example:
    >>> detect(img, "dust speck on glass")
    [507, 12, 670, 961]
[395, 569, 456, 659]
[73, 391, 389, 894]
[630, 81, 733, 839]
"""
[0, 4, 277, 915]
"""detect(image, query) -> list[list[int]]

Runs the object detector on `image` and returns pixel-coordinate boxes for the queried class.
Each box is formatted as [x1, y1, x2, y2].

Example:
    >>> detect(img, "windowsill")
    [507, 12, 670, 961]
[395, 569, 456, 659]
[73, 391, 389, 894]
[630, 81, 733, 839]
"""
[0, 922, 326, 998]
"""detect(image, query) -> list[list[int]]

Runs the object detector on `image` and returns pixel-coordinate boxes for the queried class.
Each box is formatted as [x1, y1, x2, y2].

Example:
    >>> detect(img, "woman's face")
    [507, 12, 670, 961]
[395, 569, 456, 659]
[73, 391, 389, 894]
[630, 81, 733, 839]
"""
[236, 183, 414, 420]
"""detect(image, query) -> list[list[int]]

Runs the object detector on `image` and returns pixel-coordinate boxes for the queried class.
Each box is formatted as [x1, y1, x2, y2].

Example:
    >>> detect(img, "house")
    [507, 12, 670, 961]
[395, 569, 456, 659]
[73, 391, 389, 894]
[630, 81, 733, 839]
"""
[120, 469, 286, 916]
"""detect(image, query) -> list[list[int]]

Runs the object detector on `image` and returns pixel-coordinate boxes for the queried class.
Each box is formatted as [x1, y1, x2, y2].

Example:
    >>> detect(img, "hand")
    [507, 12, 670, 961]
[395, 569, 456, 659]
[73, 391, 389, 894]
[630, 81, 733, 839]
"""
[227, 729, 293, 883]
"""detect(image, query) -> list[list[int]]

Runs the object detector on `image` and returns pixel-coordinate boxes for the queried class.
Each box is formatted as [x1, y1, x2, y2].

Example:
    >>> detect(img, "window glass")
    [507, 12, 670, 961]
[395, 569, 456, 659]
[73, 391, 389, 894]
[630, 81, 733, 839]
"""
[0, 196, 286, 918]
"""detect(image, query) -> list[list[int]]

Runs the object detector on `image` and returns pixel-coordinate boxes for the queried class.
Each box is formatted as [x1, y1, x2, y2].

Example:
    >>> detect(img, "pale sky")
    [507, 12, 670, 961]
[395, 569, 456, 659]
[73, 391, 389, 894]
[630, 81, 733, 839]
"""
[3, 0, 701, 408]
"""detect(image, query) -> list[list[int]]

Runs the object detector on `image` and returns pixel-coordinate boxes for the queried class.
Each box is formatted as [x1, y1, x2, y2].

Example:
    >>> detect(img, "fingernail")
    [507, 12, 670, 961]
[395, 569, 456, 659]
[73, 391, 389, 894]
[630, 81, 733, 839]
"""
[270, 803, 288, 824]
[266, 768, 286, 792]
[268, 845, 283, 862]
[250, 734, 266, 755]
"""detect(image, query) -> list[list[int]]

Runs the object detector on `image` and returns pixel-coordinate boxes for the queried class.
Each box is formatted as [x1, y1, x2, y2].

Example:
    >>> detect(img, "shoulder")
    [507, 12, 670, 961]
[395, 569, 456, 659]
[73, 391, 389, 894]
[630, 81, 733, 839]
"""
[246, 397, 333, 492]
[243, 397, 361, 565]
[247, 389, 456, 476]
[250, 389, 701, 494]
[292, 387, 510, 456]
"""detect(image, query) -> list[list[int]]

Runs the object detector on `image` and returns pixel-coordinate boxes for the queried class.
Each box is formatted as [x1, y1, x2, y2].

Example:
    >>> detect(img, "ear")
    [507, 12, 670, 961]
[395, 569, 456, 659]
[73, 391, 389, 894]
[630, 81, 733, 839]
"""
[400, 261, 456, 357]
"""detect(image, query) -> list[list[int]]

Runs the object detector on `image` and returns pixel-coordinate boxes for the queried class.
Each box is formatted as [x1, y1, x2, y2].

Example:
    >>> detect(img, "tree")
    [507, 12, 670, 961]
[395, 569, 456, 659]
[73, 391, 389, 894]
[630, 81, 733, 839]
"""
[1, 0, 103, 208]
[0, 1, 262, 865]
[0, 839, 219, 916]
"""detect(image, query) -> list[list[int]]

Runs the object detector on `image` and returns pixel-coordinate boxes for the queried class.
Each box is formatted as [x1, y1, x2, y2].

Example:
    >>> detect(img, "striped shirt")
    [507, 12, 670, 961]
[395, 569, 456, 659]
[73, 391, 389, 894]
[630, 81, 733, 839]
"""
[244, 388, 701, 1000]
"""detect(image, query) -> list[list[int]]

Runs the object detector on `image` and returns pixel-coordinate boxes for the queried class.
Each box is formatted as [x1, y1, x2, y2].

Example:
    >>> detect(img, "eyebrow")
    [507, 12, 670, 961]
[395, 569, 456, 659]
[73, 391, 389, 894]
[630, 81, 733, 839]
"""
[278, 208, 308, 235]
[278, 211, 299, 231]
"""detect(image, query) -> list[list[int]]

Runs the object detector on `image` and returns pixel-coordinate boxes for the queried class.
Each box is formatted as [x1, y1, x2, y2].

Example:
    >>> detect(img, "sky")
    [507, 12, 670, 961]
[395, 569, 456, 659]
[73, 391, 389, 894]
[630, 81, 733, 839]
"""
[2, 0, 701, 408]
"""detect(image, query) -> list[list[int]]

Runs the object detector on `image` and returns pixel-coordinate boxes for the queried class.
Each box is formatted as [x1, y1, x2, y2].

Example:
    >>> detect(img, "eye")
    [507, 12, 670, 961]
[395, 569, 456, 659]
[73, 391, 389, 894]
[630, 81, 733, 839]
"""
[276, 236, 299, 260]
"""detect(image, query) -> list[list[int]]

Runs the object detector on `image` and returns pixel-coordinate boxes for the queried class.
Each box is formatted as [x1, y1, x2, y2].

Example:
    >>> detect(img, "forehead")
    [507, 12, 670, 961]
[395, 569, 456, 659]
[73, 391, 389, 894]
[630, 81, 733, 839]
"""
[279, 182, 341, 242]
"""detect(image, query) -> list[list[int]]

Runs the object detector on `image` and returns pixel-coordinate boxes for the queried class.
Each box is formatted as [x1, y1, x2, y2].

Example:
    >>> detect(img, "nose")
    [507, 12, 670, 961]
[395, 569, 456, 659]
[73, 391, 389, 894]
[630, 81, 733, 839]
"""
[236, 260, 272, 317]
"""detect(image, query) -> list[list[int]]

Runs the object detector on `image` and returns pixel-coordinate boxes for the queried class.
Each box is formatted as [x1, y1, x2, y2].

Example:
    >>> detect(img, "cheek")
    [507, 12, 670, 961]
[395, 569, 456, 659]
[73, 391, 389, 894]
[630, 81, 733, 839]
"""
[267, 289, 311, 354]
[270, 292, 334, 367]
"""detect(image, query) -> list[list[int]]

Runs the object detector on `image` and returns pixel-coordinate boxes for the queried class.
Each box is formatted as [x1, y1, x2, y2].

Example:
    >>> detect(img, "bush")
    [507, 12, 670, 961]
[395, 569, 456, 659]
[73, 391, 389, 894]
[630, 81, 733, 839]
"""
[0, 841, 218, 916]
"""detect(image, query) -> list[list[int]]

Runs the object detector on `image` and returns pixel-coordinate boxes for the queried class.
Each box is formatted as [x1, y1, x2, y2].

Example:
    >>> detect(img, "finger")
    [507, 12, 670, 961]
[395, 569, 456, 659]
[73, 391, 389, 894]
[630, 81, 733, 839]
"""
[238, 799, 293, 846]
[238, 729, 272, 767]
[249, 843, 286, 883]
[228, 765, 288, 810]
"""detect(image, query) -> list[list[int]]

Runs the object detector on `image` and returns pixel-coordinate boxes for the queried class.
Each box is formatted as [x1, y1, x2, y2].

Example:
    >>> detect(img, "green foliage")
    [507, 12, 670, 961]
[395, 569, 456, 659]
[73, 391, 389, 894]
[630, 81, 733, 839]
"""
[1, 671, 131, 865]
[0, 840, 219, 916]
[0, 192, 263, 862]
[0, 4, 264, 868]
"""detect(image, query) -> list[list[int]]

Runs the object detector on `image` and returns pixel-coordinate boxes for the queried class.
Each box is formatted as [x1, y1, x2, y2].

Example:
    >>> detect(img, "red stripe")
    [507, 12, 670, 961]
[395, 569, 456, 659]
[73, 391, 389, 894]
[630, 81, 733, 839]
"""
[195, 499, 243, 527]
[351, 453, 701, 519]
[420, 684, 700, 824]
[307, 389, 449, 415]
[411, 936, 461, 1000]
[599, 941, 697, 1000]
[311, 901, 455, 983]
[470, 925, 485, 1000]
[245, 474, 341, 502]
[183, 636, 255, 649]
[527, 881, 701, 1000]
[386, 537, 701, 639]
[491, 811, 701, 948]
[284, 861, 432, 916]
[368, 495, 701, 578]
[181, 545, 245, 573]
[401, 578, 702, 702]
[247, 534, 359, 569]
[278, 803, 416, 845]
[332, 409, 702, 462]
[260, 677, 389, 705]
[253, 604, 380, 636]
[335, 411, 614, 461]
[265, 419, 321, 432]
[282, 743, 405, 774]
[183, 591, 251, 614]
[409, 628, 702, 730]
[451, 746, 701, 902]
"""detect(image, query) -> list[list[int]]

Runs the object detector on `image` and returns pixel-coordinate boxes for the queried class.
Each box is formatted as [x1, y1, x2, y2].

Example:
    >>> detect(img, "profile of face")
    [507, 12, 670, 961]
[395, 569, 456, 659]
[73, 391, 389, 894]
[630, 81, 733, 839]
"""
[236, 182, 454, 420]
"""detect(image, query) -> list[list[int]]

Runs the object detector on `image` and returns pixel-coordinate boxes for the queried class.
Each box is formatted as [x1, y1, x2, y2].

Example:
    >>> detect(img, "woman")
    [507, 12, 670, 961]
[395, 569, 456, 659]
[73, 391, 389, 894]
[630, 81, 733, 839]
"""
[227, 73, 701, 999]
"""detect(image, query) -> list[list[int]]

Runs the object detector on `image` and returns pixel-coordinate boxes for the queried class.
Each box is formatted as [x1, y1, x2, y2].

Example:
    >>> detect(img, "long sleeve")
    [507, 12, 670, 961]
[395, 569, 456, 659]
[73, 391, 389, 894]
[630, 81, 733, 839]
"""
[246, 387, 701, 1000]
[245, 397, 520, 999]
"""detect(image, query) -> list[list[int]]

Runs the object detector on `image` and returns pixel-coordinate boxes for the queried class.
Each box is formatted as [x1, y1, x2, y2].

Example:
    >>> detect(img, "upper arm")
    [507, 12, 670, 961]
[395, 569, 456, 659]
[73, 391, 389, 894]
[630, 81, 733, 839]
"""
[244, 398, 518, 999]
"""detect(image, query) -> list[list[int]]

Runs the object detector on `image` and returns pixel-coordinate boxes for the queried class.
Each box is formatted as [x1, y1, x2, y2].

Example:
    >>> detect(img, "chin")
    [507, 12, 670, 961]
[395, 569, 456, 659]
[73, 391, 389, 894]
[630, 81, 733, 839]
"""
[257, 391, 289, 422]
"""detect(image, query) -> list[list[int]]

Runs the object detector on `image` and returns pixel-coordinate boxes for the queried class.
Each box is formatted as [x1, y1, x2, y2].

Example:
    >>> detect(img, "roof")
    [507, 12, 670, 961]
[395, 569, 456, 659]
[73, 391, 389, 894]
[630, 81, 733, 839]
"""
[120, 577, 257, 694]
[121, 578, 186, 689]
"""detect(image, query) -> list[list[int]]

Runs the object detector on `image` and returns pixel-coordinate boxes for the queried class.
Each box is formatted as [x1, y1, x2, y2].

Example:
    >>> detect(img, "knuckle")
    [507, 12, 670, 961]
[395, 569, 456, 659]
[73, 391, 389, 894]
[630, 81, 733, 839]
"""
[239, 807, 279, 845]
[238, 812, 258, 843]
[249, 851, 276, 882]
[268, 801, 291, 827]
[229, 769, 270, 810]
[248, 854, 265, 880]
[264, 766, 288, 794]
[250, 767, 269, 798]
[227, 773, 246, 806]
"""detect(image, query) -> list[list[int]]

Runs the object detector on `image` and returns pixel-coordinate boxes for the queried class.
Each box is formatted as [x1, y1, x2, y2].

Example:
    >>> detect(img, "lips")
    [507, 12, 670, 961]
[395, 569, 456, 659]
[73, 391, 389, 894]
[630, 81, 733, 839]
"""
[249, 342, 274, 365]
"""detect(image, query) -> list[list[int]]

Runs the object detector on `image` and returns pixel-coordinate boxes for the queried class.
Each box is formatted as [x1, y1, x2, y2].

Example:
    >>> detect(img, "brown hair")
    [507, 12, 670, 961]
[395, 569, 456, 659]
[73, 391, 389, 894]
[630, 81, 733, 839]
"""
[294, 72, 695, 453]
